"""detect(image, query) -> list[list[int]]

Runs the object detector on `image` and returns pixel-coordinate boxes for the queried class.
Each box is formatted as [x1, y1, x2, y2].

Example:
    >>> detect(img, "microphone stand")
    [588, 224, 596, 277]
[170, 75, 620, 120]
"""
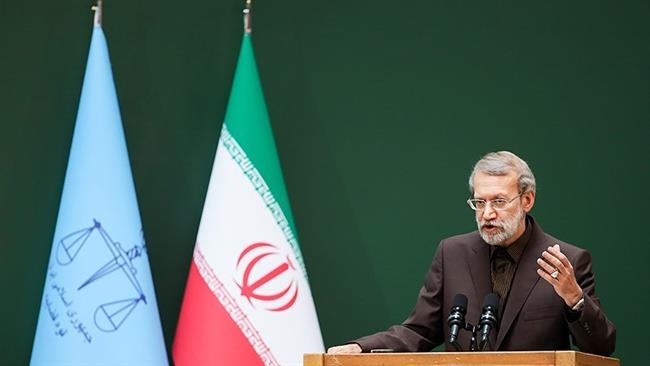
[452, 321, 479, 352]
[468, 324, 478, 351]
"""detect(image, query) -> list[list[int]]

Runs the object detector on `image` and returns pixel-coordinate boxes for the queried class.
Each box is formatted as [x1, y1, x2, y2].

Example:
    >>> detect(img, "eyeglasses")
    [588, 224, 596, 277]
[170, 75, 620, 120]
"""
[467, 193, 523, 211]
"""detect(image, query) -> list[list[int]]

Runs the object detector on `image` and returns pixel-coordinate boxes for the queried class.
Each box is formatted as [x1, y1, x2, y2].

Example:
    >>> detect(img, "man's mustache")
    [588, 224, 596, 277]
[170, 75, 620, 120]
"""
[480, 220, 503, 229]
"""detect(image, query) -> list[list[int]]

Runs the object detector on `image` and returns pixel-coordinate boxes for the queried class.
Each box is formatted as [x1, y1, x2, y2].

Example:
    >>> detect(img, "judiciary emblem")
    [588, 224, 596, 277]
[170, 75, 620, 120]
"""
[235, 242, 299, 312]
[54, 219, 147, 333]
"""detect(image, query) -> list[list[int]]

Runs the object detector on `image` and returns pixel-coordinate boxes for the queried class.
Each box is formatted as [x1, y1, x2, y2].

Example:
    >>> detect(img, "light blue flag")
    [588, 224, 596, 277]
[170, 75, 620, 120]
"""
[30, 23, 169, 366]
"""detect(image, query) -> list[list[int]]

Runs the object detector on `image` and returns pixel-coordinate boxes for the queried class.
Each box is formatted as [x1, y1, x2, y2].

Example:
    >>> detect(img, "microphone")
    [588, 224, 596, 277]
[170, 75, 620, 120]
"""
[447, 294, 468, 349]
[478, 293, 499, 351]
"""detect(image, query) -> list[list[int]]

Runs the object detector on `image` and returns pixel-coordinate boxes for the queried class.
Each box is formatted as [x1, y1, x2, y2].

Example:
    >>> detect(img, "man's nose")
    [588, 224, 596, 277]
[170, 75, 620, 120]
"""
[482, 205, 497, 220]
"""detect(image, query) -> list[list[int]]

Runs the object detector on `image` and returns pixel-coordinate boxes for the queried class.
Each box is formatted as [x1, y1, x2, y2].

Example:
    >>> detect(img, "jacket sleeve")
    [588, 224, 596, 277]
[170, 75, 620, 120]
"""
[353, 241, 446, 352]
[567, 249, 616, 356]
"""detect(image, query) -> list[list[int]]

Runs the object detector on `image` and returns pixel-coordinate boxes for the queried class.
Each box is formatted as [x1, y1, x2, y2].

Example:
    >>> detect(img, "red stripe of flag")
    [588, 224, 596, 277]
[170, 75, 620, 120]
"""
[173, 261, 264, 366]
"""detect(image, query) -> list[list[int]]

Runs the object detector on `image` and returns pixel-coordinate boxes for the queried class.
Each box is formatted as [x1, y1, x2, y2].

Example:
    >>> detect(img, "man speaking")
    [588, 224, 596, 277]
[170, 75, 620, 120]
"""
[328, 151, 616, 356]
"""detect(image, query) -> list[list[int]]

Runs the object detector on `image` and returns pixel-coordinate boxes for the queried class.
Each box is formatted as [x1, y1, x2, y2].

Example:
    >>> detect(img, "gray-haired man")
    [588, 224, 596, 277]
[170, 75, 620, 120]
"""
[328, 151, 616, 356]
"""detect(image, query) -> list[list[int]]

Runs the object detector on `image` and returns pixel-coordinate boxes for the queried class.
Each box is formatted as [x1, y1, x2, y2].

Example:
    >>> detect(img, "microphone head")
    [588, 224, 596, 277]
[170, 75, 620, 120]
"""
[483, 293, 499, 309]
[452, 294, 468, 311]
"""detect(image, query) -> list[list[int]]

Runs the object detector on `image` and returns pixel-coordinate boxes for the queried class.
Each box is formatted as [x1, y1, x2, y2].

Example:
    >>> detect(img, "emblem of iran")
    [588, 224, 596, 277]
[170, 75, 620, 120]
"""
[235, 242, 299, 312]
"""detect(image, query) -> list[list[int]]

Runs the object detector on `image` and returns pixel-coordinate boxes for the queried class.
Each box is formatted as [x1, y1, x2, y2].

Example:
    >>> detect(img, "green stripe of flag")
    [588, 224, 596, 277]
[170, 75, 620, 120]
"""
[223, 34, 301, 255]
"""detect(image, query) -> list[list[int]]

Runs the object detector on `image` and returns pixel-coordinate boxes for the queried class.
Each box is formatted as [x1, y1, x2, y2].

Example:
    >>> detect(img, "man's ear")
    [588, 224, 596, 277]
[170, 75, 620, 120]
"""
[522, 191, 535, 213]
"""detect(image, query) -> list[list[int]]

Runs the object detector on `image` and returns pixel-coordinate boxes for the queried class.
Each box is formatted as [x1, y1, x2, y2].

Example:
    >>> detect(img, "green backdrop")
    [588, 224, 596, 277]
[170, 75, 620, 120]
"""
[1, 0, 648, 364]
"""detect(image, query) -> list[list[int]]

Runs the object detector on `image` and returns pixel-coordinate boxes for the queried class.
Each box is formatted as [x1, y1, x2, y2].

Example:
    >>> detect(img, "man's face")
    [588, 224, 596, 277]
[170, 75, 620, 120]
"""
[472, 171, 533, 246]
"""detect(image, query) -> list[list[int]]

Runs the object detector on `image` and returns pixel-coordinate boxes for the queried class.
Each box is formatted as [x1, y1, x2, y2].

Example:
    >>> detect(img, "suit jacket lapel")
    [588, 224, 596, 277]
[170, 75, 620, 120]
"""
[495, 220, 549, 349]
[468, 238, 491, 317]
[468, 235, 503, 350]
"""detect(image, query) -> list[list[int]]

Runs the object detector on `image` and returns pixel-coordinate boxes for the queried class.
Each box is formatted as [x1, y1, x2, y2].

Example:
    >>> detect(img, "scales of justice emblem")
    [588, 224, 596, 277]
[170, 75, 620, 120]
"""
[54, 219, 147, 332]
[235, 242, 300, 312]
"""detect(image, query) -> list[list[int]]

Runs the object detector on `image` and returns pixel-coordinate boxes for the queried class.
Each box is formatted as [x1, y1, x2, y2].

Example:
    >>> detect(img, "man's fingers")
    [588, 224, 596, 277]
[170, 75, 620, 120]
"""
[536, 257, 556, 275]
[537, 268, 557, 286]
[327, 346, 342, 354]
[549, 245, 572, 269]
[541, 250, 565, 272]
[327, 344, 362, 354]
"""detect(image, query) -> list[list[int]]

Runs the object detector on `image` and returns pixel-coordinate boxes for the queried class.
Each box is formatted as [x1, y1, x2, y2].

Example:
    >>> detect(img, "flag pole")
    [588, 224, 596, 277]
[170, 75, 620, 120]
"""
[243, 0, 252, 34]
[92, 0, 103, 27]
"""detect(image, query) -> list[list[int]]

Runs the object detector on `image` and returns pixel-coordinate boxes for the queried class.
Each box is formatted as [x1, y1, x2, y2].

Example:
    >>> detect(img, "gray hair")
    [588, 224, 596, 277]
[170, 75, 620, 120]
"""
[468, 151, 536, 194]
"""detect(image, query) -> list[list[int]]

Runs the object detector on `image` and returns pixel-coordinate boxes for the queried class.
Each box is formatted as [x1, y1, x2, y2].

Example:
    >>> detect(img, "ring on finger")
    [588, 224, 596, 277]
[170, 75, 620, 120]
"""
[551, 270, 559, 279]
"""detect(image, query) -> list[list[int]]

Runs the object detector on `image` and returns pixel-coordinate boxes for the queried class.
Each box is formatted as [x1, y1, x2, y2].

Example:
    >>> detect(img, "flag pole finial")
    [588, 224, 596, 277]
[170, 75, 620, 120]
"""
[243, 0, 252, 34]
[92, 0, 103, 27]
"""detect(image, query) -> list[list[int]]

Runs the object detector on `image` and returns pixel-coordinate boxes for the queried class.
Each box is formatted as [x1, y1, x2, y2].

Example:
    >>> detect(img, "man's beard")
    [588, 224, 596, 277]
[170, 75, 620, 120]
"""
[476, 208, 526, 246]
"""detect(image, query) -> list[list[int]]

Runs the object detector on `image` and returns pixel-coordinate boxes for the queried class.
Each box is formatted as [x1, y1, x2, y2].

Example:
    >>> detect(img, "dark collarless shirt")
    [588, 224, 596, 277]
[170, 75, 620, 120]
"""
[489, 217, 532, 312]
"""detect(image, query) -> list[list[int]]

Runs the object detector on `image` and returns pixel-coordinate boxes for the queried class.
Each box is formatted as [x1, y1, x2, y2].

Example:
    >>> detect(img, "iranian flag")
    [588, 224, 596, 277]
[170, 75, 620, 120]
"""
[172, 33, 324, 366]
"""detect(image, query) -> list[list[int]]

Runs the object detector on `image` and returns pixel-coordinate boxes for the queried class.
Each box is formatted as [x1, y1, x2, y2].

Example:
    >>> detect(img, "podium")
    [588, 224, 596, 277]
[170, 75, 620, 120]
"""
[304, 351, 620, 366]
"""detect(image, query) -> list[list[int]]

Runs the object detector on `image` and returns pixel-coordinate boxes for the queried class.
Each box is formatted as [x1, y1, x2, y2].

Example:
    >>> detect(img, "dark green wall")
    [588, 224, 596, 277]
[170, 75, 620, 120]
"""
[1, 0, 648, 364]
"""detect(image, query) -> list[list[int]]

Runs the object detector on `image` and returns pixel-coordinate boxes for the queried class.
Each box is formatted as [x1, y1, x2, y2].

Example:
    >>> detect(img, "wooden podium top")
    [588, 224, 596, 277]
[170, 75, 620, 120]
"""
[304, 351, 620, 366]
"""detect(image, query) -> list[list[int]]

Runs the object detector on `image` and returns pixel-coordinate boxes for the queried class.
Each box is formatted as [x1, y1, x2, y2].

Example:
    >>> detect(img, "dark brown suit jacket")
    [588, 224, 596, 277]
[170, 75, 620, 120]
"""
[354, 217, 616, 356]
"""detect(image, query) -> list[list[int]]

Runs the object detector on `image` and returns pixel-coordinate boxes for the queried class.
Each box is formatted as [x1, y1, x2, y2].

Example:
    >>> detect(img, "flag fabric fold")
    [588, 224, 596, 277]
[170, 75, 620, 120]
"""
[173, 33, 324, 366]
[30, 25, 168, 365]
